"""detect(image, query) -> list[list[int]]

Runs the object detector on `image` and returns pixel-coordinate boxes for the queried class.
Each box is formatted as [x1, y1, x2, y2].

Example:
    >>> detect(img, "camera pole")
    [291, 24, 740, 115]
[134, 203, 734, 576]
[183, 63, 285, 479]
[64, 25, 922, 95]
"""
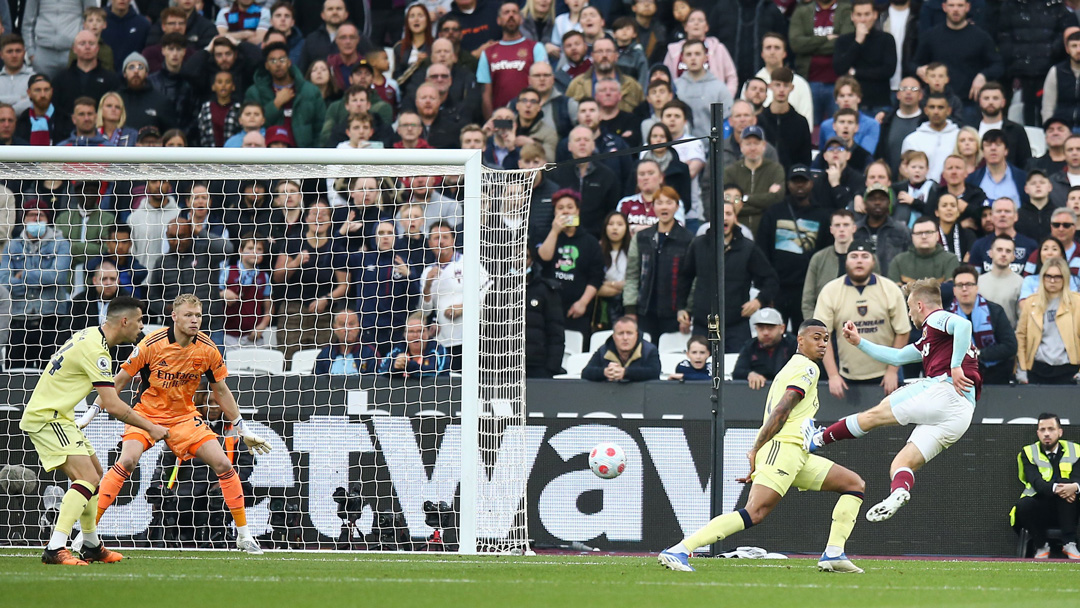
[708, 102, 726, 557]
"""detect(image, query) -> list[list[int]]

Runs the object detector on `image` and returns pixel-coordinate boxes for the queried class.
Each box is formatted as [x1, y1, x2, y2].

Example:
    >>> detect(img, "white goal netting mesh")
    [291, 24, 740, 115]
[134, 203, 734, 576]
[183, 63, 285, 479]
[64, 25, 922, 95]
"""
[0, 155, 537, 554]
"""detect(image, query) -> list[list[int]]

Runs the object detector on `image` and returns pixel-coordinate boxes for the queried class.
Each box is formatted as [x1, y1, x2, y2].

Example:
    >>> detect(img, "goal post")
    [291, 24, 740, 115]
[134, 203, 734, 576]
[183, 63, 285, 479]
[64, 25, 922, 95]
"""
[0, 146, 536, 555]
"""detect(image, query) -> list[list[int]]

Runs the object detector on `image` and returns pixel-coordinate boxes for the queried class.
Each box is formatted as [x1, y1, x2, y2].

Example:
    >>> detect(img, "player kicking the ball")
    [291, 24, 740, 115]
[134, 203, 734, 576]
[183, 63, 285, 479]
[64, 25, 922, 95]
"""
[807, 279, 981, 522]
[659, 320, 867, 574]
[20, 296, 170, 565]
[79, 294, 271, 554]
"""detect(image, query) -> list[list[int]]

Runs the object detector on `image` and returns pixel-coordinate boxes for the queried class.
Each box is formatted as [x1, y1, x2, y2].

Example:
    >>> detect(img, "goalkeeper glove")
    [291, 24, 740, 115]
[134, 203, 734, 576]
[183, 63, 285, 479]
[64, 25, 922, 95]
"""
[230, 418, 272, 455]
[77, 404, 101, 429]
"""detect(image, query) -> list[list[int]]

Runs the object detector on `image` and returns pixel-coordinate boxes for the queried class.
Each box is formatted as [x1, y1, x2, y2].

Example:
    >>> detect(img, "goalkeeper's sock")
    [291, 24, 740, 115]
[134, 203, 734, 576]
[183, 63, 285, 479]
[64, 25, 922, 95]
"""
[891, 467, 915, 493]
[97, 463, 131, 523]
[681, 509, 752, 552]
[49, 480, 95, 550]
[217, 469, 248, 528]
[79, 488, 100, 548]
[821, 415, 867, 445]
[826, 492, 864, 552]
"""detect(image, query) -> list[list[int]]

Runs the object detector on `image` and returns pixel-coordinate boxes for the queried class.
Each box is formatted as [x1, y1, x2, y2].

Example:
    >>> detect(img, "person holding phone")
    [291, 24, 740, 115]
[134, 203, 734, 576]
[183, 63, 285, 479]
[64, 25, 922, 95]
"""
[537, 189, 605, 339]
[482, 107, 522, 168]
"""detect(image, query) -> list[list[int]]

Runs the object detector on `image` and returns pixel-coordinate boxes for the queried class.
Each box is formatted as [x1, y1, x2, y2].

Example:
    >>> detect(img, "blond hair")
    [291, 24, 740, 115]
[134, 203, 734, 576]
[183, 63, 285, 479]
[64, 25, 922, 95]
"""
[906, 278, 943, 308]
[1036, 257, 1074, 311]
[97, 91, 127, 129]
[173, 293, 203, 311]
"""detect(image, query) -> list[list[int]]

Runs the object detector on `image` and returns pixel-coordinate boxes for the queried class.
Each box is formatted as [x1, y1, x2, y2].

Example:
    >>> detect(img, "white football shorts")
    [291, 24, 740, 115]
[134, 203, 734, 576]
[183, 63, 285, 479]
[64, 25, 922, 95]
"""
[888, 378, 974, 462]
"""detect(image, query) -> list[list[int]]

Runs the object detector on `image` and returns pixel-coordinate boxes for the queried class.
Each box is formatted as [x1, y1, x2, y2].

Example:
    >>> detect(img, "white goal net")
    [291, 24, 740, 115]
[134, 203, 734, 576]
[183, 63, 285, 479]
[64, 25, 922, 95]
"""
[0, 147, 538, 554]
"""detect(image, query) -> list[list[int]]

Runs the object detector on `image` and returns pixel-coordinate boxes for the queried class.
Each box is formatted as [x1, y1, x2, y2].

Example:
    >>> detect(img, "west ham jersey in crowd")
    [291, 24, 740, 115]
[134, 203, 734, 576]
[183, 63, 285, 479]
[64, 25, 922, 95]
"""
[915, 309, 982, 400]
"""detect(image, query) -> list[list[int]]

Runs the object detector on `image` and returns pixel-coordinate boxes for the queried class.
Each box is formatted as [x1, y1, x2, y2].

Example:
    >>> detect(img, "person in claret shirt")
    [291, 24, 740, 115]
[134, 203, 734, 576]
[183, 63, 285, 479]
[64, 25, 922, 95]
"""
[197, 71, 242, 147]
[789, 0, 853, 126]
[477, 1, 548, 118]
[616, 159, 685, 234]
[365, 48, 399, 110]
[219, 235, 272, 347]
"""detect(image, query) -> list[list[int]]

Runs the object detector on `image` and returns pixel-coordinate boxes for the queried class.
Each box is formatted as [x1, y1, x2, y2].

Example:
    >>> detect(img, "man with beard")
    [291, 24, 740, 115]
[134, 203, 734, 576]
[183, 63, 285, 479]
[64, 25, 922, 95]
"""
[118, 53, 176, 131]
[477, 1, 547, 118]
[565, 37, 643, 115]
[414, 82, 467, 149]
[245, 42, 325, 148]
[977, 81, 1031, 169]
[554, 30, 591, 93]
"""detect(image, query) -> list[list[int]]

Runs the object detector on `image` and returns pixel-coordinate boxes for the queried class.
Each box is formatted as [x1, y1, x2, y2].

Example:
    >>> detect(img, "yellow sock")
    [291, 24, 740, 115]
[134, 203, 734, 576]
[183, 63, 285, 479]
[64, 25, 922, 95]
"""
[49, 480, 95, 549]
[80, 492, 99, 544]
[682, 510, 750, 552]
[826, 493, 863, 550]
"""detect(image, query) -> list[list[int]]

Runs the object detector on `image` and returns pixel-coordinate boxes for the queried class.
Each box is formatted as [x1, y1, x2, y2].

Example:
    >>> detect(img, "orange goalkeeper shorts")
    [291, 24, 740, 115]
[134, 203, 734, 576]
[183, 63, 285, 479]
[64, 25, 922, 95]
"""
[122, 416, 219, 461]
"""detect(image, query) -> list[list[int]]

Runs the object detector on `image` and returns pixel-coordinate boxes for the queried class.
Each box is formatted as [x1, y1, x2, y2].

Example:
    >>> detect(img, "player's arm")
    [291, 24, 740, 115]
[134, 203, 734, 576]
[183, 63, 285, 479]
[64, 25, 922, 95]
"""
[843, 321, 922, 365]
[738, 388, 803, 483]
[78, 366, 137, 428]
[95, 385, 169, 442]
[942, 314, 975, 393]
[211, 380, 272, 455]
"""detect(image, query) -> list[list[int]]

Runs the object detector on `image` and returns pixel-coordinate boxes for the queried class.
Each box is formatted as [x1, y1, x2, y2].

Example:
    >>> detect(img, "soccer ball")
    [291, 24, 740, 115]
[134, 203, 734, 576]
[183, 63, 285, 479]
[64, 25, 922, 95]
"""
[589, 442, 626, 479]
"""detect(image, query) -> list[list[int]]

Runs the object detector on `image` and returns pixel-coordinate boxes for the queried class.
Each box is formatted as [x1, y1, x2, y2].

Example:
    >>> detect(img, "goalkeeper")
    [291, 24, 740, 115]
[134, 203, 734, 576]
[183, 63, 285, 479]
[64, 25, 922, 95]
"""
[80, 294, 271, 555]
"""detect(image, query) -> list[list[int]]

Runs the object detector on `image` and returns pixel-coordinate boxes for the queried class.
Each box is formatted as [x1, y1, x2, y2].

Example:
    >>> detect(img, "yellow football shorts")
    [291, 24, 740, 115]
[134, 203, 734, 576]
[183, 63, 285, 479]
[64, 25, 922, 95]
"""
[26, 420, 96, 472]
[752, 439, 834, 497]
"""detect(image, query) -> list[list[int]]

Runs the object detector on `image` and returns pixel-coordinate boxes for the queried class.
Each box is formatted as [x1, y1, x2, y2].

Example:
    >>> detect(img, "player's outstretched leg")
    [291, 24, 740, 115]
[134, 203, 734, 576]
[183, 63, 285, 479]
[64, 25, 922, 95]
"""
[867, 443, 925, 522]
[808, 397, 901, 452]
[658, 484, 781, 571]
[815, 464, 865, 574]
[197, 441, 264, 555]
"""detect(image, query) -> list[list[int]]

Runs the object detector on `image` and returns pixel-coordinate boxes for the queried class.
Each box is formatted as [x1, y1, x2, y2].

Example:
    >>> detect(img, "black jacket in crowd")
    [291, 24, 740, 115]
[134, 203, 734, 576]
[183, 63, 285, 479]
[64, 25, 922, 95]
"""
[913, 22, 1003, 101]
[996, 0, 1069, 80]
[626, 222, 694, 319]
[731, 332, 801, 382]
[525, 268, 566, 378]
[708, 0, 788, 85]
[547, 162, 621, 240]
[757, 106, 813, 170]
[877, 7, 920, 78]
[52, 63, 123, 117]
[833, 28, 898, 110]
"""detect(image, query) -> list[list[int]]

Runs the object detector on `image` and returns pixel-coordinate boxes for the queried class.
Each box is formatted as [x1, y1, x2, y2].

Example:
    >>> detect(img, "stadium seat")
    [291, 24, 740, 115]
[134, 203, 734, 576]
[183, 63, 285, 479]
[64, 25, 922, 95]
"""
[722, 354, 739, 381]
[289, 348, 321, 375]
[564, 330, 584, 355]
[660, 353, 686, 376]
[1025, 126, 1046, 158]
[227, 348, 285, 375]
[658, 331, 691, 354]
[589, 330, 651, 352]
[557, 352, 594, 379]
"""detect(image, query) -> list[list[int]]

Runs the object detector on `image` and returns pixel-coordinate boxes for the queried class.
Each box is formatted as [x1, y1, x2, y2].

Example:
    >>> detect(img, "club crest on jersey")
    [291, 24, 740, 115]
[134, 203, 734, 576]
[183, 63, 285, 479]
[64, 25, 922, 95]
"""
[857, 305, 868, 316]
[190, 357, 203, 371]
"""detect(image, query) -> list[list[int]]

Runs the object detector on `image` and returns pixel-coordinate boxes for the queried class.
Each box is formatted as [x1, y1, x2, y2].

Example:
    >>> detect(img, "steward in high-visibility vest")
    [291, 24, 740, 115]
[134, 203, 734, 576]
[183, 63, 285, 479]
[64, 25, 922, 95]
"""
[1010, 414, 1080, 560]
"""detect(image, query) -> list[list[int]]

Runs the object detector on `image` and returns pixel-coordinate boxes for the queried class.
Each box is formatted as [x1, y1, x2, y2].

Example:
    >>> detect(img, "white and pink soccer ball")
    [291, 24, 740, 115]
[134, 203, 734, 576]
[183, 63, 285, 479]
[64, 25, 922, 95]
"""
[589, 442, 626, 479]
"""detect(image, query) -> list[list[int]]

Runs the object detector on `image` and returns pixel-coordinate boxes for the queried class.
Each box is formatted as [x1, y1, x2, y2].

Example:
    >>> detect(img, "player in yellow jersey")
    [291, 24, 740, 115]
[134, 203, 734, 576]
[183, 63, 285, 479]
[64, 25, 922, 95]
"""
[20, 296, 169, 565]
[658, 319, 867, 573]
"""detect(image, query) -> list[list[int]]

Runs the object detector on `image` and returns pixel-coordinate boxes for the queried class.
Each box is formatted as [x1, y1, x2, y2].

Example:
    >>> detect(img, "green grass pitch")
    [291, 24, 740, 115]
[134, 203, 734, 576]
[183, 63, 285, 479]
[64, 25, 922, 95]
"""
[1, 550, 1076, 607]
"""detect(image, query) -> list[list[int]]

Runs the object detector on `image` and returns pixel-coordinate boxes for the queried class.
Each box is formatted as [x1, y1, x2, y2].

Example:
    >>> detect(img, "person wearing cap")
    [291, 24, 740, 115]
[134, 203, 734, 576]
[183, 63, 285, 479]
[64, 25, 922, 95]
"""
[758, 67, 812, 171]
[15, 74, 72, 146]
[813, 239, 911, 399]
[731, 307, 800, 390]
[119, 52, 176, 132]
[1016, 169, 1059, 241]
[245, 42, 325, 148]
[757, 164, 833, 329]
[1042, 30, 1080, 127]
[853, 182, 911, 276]
[678, 197, 779, 350]
[887, 216, 960, 286]
[1033, 116, 1072, 176]
[264, 125, 294, 148]
[813, 108, 872, 173]
[812, 133, 866, 207]
[722, 99, 779, 168]
[724, 125, 784, 235]
[0, 200, 72, 368]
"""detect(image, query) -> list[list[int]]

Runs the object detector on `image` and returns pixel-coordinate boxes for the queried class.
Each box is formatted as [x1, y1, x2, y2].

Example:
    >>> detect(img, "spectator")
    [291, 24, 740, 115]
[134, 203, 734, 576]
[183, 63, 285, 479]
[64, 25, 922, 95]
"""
[581, 315, 661, 382]
[802, 209, 880, 321]
[320, 85, 392, 147]
[537, 189, 604, 338]
[1017, 257, 1080, 384]
[96, 90, 138, 147]
[725, 125, 784, 235]
[392, 4, 435, 84]
[625, 186, 693, 340]
[150, 34, 198, 130]
[1030, 207, 1080, 275]
[197, 71, 242, 147]
[640, 122, 692, 207]
[22, 0, 88, 79]
[632, 0, 668, 65]
[554, 30, 591, 93]
[888, 217, 960, 286]
[129, 179, 180, 271]
[477, 1, 547, 118]
[297, 0, 362, 73]
[679, 199, 779, 350]
[913, 0, 1002, 126]
[817, 77, 880, 160]
[268, 178, 305, 249]
[547, 125, 620, 238]
[953, 125, 982, 174]
[926, 154, 987, 229]
[65, 259, 124, 333]
[854, 183, 911, 275]
[731, 307, 799, 389]
[758, 165, 833, 329]
[87, 223, 148, 300]
[997, 0, 1069, 127]
[16, 74, 72, 146]
[378, 311, 450, 378]
[1020, 236, 1080, 300]
[722, 99, 779, 168]
[524, 247, 565, 378]
[934, 192, 978, 262]
[272, 199, 349, 360]
[1051, 136, 1080, 210]
[216, 0, 270, 46]
[637, 76, 672, 138]
[976, 235, 1025, 327]
[617, 159, 685, 234]
[758, 67, 813, 171]
[968, 197, 1040, 273]
[513, 86, 557, 160]
[1033, 116, 1071, 176]
[813, 133, 869, 203]
[891, 151, 935, 224]
[664, 334, 710, 381]
[658, 100, 707, 221]
[184, 182, 232, 245]
[421, 221, 488, 371]
[102, 0, 150, 73]
[351, 220, 417, 354]
[750, 32, 813, 124]
[181, 35, 260, 100]
[1012, 413, 1080, 560]
[662, 9, 737, 97]
[900, 92, 959, 182]
[449, 0, 500, 53]
[594, 78, 640, 148]
[219, 235, 273, 347]
[0, 102, 25, 145]
[150, 0, 217, 51]
[522, 0, 557, 60]
[674, 39, 734, 139]
[325, 23, 365, 94]
[833, 0, 896, 113]
[0, 34, 34, 116]
[556, 97, 633, 187]
[977, 82, 1032, 168]
[57, 96, 110, 146]
[480, 106, 521, 168]
[814, 240, 912, 398]
[148, 216, 229, 330]
[119, 52, 176, 132]
[0, 200, 71, 368]
[53, 30, 122, 119]
[142, 8, 196, 72]
[593, 210, 629, 330]
[790, 0, 853, 125]
[878, 77, 925, 176]
[565, 37, 642, 115]
[53, 179, 114, 270]
[611, 16, 648, 85]
[1042, 31, 1080, 126]
[313, 309, 379, 375]
[526, 61, 571, 136]
[221, 179, 273, 254]
[950, 263, 1018, 384]
[245, 42, 324, 148]
[1017, 169, 1060, 241]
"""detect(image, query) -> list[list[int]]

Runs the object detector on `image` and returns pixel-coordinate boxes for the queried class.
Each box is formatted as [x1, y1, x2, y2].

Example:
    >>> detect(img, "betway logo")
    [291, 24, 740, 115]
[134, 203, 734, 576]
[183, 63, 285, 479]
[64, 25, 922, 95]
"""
[491, 59, 528, 71]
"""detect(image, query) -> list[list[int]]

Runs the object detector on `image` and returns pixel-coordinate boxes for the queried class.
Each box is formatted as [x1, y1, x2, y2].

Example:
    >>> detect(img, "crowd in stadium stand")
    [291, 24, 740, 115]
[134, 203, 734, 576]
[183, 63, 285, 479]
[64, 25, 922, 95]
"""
[2, 0, 1080, 388]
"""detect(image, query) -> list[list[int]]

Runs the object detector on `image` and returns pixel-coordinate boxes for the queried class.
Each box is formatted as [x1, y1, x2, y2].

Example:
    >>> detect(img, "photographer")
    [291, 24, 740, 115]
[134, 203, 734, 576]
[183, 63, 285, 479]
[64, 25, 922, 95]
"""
[482, 107, 521, 169]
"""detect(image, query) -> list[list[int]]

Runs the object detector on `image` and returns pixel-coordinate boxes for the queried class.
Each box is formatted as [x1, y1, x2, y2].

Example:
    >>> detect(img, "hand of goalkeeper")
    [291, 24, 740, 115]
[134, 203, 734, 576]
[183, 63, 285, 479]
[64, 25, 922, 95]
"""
[229, 418, 272, 455]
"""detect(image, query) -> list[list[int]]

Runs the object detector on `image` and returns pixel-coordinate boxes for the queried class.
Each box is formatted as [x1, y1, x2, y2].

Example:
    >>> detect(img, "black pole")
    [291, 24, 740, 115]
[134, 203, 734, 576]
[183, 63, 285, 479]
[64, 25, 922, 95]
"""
[708, 102, 726, 556]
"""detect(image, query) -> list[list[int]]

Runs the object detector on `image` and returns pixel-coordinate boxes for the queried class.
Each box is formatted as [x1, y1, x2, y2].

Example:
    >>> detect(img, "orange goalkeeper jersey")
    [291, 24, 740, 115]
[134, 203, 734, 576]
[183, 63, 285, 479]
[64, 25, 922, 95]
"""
[120, 327, 228, 424]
